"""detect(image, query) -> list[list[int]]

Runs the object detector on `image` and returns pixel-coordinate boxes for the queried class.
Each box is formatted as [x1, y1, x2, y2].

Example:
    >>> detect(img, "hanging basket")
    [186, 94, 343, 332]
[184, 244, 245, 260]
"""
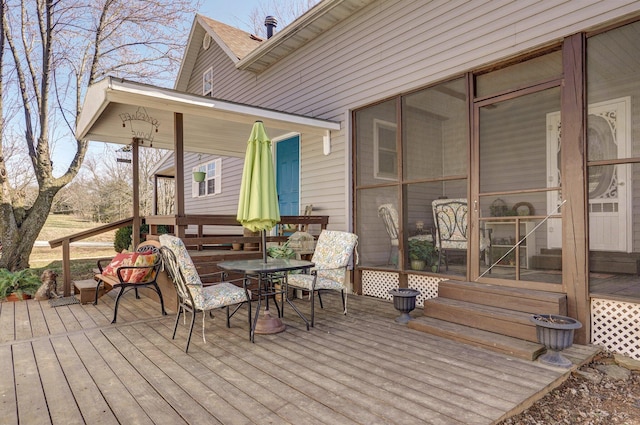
[193, 171, 206, 182]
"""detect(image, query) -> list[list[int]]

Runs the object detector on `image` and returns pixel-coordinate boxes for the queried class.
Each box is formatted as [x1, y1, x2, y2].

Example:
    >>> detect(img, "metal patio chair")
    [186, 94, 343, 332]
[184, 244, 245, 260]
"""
[378, 203, 400, 265]
[432, 198, 491, 272]
[159, 234, 251, 352]
[287, 230, 358, 327]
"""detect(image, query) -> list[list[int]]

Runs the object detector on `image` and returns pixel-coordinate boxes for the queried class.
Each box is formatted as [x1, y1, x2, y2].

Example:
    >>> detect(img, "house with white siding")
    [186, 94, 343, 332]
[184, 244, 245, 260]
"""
[78, 0, 640, 360]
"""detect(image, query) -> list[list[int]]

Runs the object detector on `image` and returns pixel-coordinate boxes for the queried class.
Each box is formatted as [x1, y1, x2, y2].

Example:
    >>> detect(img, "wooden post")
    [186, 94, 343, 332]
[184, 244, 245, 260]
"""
[174, 112, 186, 239]
[562, 34, 589, 344]
[132, 138, 141, 247]
[62, 240, 71, 297]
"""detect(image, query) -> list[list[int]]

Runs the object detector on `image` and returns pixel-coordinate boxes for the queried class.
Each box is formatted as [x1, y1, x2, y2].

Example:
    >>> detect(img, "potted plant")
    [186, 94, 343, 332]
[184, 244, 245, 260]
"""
[408, 238, 436, 271]
[530, 314, 582, 368]
[0, 268, 42, 301]
[193, 170, 206, 182]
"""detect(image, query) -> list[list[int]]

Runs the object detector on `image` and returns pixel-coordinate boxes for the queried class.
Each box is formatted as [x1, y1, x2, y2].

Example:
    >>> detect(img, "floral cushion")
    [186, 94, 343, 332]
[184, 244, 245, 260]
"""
[103, 252, 157, 283]
[160, 234, 248, 310]
[160, 234, 206, 306]
[288, 230, 358, 291]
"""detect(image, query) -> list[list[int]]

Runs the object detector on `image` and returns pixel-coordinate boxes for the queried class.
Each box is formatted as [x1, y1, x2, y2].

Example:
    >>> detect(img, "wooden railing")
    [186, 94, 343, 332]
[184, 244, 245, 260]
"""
[49, 217, 135, 296]
[48, 215, 329, 297]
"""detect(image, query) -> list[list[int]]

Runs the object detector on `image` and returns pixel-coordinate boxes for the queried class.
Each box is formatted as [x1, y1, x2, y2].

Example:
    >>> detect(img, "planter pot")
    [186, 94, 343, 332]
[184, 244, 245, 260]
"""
[193, 171, 206, 182]
[410, 259, 426, 271]
[232, 243, 243, 251]
[388, 288, 421, 324]
[5, 293, 32, 302]
[530, 314, 582, 368]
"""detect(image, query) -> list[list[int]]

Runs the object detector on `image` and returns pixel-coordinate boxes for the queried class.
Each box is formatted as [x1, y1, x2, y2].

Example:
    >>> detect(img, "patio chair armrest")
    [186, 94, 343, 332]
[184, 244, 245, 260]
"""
[96, 257, 115, 273]
[114, 257, 162, 284]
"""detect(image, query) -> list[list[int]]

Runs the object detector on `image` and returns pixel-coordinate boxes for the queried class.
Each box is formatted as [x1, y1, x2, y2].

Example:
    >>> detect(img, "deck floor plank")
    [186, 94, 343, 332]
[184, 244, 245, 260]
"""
[67, 331, 156, 425]
[12, 341, 52, 424]
[0, 290, 600, 425]
[101, 326, 224, 425]
[27, 300, 51, 337]
[49, 335, 120, 425]
[39, 301, 67, 336]
[83, 328, 188, 425]
[219, 309, 486, 424]
[116, 323, 257, 425]
[0, 302, 15, 342]
[155, 319, 362, 425]
[31, 338, 85, 425]
[0, 344, 18, 423]
[13, 300, 33, 340]
[131, 321, 291, 425]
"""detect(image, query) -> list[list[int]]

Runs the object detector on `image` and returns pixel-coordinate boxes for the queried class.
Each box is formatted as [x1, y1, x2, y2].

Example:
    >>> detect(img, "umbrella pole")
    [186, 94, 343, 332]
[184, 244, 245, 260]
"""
[262, 230, 268, 263]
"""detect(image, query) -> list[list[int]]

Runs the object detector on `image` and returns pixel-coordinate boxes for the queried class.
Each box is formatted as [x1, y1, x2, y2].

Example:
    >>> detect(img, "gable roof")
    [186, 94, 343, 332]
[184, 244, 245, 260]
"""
[174, 14, 262, 91]
[78, 77, 340, 158]
[237, 0, 377, 73]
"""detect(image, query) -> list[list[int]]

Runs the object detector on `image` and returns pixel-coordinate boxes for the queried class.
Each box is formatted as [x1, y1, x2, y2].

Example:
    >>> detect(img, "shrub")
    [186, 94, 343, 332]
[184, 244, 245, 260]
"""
[114, 224, 171, 253]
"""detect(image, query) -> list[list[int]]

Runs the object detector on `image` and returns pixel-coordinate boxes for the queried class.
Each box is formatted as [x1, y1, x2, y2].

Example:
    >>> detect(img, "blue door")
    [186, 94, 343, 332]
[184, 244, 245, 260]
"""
[276, 136, 300, 218]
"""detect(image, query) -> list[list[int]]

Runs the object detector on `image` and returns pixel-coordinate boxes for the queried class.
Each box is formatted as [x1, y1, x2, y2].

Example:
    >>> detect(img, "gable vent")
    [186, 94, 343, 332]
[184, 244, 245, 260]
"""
[203, 33, 212, 50]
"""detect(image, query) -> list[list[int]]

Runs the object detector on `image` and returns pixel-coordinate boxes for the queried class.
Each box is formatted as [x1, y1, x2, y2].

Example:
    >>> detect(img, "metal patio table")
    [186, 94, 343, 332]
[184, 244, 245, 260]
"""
[217, 258, 314, 342]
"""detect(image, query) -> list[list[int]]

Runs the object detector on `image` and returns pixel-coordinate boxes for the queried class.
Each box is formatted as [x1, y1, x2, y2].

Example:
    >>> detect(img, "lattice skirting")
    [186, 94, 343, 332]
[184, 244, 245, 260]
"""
[361, 270, 443, 307]
[591, 297, 640, 360]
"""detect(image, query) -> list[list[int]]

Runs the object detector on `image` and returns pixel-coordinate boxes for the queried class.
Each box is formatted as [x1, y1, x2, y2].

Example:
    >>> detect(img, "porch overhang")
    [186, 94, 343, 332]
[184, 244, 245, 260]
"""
[77, 77, 340, 157]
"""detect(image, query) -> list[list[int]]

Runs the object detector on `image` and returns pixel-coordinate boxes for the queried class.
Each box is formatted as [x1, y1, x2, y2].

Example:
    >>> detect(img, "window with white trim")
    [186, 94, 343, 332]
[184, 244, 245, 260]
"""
[373, 119, 398, 180]
[192, 158, 222, 198]
[203, 67, 213, 96]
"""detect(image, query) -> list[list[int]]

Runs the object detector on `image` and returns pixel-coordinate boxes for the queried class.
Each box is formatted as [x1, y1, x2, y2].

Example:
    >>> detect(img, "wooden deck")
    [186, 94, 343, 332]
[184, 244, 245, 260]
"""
[0, 291, 599, 424]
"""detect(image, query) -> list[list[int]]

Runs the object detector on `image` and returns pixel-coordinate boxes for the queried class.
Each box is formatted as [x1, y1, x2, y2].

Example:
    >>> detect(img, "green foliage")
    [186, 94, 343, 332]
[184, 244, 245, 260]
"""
[408, 239, 437, 265]
[0, 268, 42, 300]
[267, 241, 296, 259]
[114, 226, 133, 253]
[114, 224, 172, 253]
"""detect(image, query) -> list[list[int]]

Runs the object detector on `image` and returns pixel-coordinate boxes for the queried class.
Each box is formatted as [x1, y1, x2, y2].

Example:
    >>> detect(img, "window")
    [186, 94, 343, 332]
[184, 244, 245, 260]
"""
[202, 67, 213, 96]
[192, 158, 221, 198]
[373, 119, 398, 180]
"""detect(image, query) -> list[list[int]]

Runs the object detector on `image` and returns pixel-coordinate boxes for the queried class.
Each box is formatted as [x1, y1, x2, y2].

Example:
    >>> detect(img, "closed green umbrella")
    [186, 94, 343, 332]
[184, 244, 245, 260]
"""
[237, 121, 280, 262]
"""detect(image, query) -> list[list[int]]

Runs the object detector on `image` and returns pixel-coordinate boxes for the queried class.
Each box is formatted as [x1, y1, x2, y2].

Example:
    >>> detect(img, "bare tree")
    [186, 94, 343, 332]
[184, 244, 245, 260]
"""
[247, 0, 320, 37]
[0, 0, 198, 270]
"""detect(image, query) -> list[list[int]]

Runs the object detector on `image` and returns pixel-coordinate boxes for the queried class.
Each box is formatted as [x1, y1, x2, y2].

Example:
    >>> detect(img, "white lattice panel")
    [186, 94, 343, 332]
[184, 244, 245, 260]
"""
[362, 270, 399, 300]
[591, 298, 640, 360]
[408, 274, 443, 307]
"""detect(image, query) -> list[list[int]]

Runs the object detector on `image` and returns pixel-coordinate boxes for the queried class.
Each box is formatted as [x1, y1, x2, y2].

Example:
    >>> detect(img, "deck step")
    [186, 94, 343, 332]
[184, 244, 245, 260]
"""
[423, 297, 539, 342]
[408, 317, 545, 361]
[73, 279, 104, 304]
[438, 280, 566, 315]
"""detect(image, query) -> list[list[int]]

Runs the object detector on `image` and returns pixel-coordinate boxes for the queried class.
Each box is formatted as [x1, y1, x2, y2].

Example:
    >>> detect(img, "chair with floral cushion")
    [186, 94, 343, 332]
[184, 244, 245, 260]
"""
[94, 240, 166, 324]
[159, 234, 251, 352]
[432, 198, 491, 272]
[287, 230, 358, 327]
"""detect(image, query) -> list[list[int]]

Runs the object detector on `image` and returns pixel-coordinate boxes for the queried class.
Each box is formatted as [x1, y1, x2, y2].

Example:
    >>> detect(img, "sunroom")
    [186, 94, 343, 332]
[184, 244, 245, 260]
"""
[354, 20, 640, 345]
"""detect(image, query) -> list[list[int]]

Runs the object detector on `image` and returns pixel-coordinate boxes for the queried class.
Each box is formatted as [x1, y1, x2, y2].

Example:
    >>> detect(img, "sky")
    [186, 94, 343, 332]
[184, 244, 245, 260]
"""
[198, 1, 263, 32]
[55, 2, 263, 176]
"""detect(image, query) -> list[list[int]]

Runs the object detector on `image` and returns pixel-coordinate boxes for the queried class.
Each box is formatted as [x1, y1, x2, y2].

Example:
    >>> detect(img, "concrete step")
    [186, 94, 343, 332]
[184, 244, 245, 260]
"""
[423, 297, 539, 342]
[408, 317, 545, 361]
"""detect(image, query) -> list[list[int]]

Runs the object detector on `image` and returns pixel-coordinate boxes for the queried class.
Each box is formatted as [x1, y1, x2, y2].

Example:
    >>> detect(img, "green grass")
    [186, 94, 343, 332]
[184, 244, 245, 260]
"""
[28, 215, 119, 280]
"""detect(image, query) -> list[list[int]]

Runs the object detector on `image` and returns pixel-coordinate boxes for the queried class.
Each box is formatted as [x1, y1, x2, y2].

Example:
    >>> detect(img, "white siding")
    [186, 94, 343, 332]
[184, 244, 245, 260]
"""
[187, 0, 640, 231]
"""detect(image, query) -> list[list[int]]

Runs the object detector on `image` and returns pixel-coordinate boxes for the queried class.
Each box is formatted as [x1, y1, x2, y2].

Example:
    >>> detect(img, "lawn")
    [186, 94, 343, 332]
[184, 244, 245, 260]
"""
[29, 215, 120, 280]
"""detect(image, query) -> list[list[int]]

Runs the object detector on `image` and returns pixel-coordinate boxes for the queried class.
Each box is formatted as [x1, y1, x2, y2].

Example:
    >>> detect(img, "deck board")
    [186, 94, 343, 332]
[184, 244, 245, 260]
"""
[0, 292, 600, 424]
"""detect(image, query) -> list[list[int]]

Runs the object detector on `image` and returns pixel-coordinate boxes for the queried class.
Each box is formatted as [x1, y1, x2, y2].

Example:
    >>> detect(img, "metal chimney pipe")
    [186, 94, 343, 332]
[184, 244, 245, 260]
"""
[265, 16, 277, 39]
